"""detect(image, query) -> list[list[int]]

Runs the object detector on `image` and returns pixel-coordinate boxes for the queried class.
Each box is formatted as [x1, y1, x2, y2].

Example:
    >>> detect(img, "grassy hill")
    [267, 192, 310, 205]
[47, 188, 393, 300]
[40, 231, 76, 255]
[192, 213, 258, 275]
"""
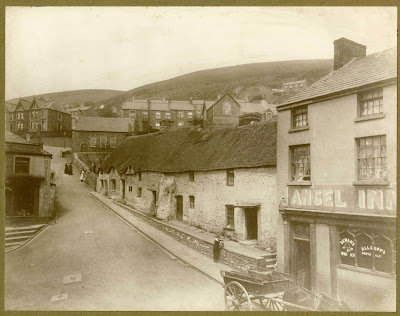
[7, 89, 123, 108]
[98, 58, 333, 111]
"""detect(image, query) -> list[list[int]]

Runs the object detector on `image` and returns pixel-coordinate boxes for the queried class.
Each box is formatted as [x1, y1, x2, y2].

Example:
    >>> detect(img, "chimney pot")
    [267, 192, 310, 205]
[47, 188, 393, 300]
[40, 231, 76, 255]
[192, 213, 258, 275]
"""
[333, 38, 366, 70]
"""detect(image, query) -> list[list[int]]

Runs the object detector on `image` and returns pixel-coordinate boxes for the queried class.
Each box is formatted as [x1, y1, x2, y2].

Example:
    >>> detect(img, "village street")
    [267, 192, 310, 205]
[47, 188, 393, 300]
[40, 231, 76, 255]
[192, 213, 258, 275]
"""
[5, 146, 224, 311]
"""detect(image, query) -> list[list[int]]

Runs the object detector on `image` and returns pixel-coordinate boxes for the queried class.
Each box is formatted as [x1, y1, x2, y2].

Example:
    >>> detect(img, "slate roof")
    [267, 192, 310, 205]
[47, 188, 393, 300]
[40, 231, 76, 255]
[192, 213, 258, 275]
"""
[279, 47, 397, 108]
[122, 100, 149, 110]
[169, 101, 195, 111]
[5, 101, 17, 112]
[150, 100, 170, 111]
[6, 97, 69, 114]
[74, 117, 132, 133]
[100, 118, 277, 173]
[5, 131, 52, 156]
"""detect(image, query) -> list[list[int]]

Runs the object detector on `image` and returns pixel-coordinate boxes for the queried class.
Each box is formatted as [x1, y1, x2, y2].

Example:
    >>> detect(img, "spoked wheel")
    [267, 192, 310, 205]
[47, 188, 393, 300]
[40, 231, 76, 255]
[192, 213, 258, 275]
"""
[224, 281, 252, 311]
[263, 297, 285, 311]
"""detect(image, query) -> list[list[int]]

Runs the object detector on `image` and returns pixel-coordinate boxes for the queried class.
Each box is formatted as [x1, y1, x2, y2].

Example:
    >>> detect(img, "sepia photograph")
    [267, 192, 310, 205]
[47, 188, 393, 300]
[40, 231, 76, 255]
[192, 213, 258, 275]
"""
[4, 5, 397, 312]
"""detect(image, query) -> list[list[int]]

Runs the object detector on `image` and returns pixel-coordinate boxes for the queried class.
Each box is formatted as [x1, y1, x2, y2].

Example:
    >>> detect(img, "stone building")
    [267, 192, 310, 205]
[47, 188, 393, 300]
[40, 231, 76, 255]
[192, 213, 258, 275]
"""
[282, 80, 307, 94]
[97, 120, 278, 248]
[276, 39, 396, 311]
[72, 117, 133, 153]
[5, 97, 71, 137]
[5, 131, 55, 225]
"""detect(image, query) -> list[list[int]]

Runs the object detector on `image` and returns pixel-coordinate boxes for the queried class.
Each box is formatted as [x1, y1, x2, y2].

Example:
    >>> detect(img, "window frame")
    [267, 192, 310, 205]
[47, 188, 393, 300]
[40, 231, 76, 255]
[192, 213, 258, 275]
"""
[155, 122, 160, 129]
[188, 111, 193, 119]
[111, 179, 116, 192]
[290, 144, 311, 182]
[129, 110, 136, 118]
[100, 135, 107, 148]
[226, 169, 235, 186]
[142, 111, 148, 119]
[15, 157, 30, 175]
[356, 135, 387, 181]
[189, 195, 195, 208]
[90, 135, 97, 147]
[109, 136, 117, 148]
[226, 205, 235, 229]
[178, 111, 184, 118]
[165, 112, 171, 120]
[358, 88, 383, 118]
[291, 105, 308, 129]
[155, 112, 161, 119]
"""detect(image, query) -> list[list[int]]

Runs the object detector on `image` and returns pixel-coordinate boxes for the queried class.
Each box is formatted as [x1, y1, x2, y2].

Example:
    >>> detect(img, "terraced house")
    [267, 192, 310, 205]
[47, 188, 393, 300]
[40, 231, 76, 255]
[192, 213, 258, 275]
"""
[276, 38, 397, 311]
[5, 97, 71, 136]
[97, 120, 278, 248]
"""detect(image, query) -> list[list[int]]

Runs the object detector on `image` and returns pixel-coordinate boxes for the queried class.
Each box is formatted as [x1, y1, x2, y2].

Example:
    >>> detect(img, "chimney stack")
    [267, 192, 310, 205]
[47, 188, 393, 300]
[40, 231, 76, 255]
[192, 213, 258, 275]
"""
[333, 38, 366, 70]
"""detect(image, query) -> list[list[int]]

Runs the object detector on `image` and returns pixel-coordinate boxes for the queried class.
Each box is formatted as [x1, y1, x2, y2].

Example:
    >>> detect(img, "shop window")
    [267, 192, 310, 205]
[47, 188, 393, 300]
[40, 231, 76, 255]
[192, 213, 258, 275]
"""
[357, 135, 386, 180]
[110, 136, 117, 148]
[137, 187, 142, 198]
[189, 171, 194, 182]
[338, 227, 395, 274]
[226, 205, 234, 229]
[189, 195, 195, 208]
[359, 88, 383, 117]
[111, 179, 116, 191]
[90, 136, 97, 147]
[15, 157, 30, 174]
[226, 169, 234, 186]
[292, 105, 308, 128]
[290, 145, 311, 181]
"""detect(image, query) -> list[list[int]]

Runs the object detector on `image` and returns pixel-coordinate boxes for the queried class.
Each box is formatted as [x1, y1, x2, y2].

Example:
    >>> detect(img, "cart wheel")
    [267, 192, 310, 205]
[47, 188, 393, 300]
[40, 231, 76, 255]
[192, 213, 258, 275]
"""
[224, 281, 252, 311]
[264, 298, 285, 311]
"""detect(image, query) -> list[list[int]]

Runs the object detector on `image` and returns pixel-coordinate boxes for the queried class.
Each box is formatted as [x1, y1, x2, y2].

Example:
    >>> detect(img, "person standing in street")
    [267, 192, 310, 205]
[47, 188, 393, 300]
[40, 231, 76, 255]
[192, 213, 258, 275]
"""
[213, 234, 224, 263]
[64, 163, 69, 174]
[80, 169, 85, 182]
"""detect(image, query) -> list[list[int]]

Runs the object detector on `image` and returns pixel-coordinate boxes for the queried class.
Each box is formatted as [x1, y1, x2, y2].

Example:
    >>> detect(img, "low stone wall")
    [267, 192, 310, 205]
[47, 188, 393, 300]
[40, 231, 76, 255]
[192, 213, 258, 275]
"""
[118, 202, 274, 272]
[73, 153, 97, 191]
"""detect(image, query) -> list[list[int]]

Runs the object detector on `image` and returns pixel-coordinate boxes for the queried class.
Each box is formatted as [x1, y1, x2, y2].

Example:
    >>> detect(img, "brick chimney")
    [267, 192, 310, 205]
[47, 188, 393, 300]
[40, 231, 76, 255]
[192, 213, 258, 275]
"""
[333, 38, 366, 70]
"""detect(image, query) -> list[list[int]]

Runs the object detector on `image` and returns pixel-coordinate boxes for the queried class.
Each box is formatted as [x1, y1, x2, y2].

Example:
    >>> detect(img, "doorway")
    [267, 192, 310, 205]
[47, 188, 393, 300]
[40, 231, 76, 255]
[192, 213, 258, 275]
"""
[121, 179, 126, 200]
[294, 239, 311, 290]
[245, 208, 258, 240]
[176, 195, 183, 221]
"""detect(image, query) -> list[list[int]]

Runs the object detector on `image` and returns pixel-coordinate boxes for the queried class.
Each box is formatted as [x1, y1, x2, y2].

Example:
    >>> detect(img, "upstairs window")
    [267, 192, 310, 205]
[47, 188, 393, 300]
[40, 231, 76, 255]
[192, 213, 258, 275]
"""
[10, 113, 14, 120]
[142, 112, 148, 119]
[9, 123, 14, 131]
[155, 112, 161, 119]
[188, 112, 193, 119]
[90, 136, 97, 147]
[223, 101, 231, 115]
[291, 144, 311, 182]
[128, 186, 133, 192]
[357, 135, 387, 180]
[17, 122, 24, 130]
[226, 205, 234, 229]
[178, 111, 184, 118]
[17, 112, 24, 120]
[110, 136, 117, 148]
[189, 196, 195, 208]
[359, 88, 383, 117]
[100, 136, 107, 148]
[227, 169, 234, 186]
[189, 171, 194, 182]
[15, 157, 30, 174]
[129, 110, 136, 118]
[155, 122, 160, 129]
[165, 112, 171, 120]
[292, 106, 308, 128]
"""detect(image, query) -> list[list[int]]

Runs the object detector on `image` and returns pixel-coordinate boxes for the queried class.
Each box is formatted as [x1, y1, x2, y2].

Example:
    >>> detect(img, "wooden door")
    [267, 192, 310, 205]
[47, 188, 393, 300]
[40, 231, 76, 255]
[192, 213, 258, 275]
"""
[176, 195, 183, 221]
[295, 239, 311, 290]
[245, 209, 258, 240]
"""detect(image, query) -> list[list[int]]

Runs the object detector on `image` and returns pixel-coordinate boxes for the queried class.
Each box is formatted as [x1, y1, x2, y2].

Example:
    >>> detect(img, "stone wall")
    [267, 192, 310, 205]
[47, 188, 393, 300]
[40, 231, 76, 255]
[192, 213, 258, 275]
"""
[73, 153, 97, 191]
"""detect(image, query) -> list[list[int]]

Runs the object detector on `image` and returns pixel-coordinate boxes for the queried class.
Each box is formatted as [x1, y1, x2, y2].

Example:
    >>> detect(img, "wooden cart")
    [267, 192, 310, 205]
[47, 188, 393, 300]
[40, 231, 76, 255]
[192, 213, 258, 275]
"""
[221, 270, 317, 311]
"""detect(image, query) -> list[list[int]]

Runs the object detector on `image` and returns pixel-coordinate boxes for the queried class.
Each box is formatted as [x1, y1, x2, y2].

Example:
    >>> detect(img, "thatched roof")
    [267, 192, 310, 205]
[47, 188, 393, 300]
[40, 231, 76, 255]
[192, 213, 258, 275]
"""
[100, 119, 276, 174]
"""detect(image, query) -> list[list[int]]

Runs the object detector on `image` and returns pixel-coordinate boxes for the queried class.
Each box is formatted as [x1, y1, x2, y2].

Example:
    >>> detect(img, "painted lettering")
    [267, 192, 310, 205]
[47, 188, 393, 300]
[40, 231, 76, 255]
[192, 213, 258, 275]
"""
[314, 190, 322, 206]
[291, 189, 302, 206]
[323, 190, 333, 207]
[334, 190, 347, 208]
[301, 189, 312, 206]
[367, 190, 384, 210]
[385, 190, 396, 211]
[358, 190, 366, 209]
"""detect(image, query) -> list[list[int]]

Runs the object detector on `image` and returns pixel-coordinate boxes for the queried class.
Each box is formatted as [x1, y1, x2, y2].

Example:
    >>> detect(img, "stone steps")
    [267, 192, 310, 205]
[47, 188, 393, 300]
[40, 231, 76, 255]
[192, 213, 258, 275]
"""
[5, 224, 46, 251]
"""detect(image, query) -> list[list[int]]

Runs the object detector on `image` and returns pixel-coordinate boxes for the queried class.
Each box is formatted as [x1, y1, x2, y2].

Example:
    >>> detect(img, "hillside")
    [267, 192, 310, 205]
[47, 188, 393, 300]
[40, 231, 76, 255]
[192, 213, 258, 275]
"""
[98, 58, 333, 111]
[7, 89, 123, 108]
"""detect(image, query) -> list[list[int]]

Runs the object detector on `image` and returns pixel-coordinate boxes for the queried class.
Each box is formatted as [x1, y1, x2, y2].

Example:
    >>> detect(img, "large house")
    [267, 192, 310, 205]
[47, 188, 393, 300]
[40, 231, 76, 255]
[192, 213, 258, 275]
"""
[276, 38, 396, 311]
[72, 117, 133, 153]
[97, 120, 278, 248]
[5, 97, 71, 136]
[5, 131, 55, 225]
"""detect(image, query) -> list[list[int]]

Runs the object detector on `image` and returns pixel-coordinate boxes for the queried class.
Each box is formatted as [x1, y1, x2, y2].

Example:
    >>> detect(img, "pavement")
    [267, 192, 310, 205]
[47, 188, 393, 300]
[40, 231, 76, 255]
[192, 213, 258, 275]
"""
[5, 146, 225, 311]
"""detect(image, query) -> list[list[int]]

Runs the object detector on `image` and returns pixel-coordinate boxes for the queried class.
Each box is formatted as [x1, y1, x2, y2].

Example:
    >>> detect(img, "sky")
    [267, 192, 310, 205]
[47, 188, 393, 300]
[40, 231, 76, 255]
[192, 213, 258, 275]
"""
[5, 6, 397, 100]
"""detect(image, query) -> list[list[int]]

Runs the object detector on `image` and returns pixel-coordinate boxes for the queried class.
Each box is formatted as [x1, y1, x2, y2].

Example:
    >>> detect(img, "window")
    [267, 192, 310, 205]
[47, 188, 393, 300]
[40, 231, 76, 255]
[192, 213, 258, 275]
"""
[110, 136, 117, 148]
[137, 187, 142, 198]
[227, 169, 234, 186]
[90, 136, 97, 147]
[155, 112, 161, 119]
[57, 123, 62, 131]
[137, 172, 142, 181]
[292, 106, 308, 128]
[357, 135, 386, 180]
[189, 196, 195, 208]
[17, 122, 24, 130]
[129, 186, 133, 192]
[9, 123, 14, 131]
[291, 145, 311, 181]
[31, 111, 38, 119]
[42, 122, 47, 131]
[31, 121, 35, 130]
[17, 112, 24, 120]
[226, 205, 234, 229]
[178, 111, 184, 118]
[15, 157, 30, 174]
[165, 112, 171, 120]
[10, 113, 14, 120]
[223, 101, 231, 115]
[129, 110, 136, 118]
[189, 171, 194, 182]
[359, 88, 383, 117]
[155, 122, 160, 129]
[142, 112, 148, 119]
[178, 122, 184, 127]
[188, 112, 193, 119]
[100, 136, 107, 148]
[111, 179, 116, 191]
[58, 113, 62, 120]
[338, 228, 395, 274]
